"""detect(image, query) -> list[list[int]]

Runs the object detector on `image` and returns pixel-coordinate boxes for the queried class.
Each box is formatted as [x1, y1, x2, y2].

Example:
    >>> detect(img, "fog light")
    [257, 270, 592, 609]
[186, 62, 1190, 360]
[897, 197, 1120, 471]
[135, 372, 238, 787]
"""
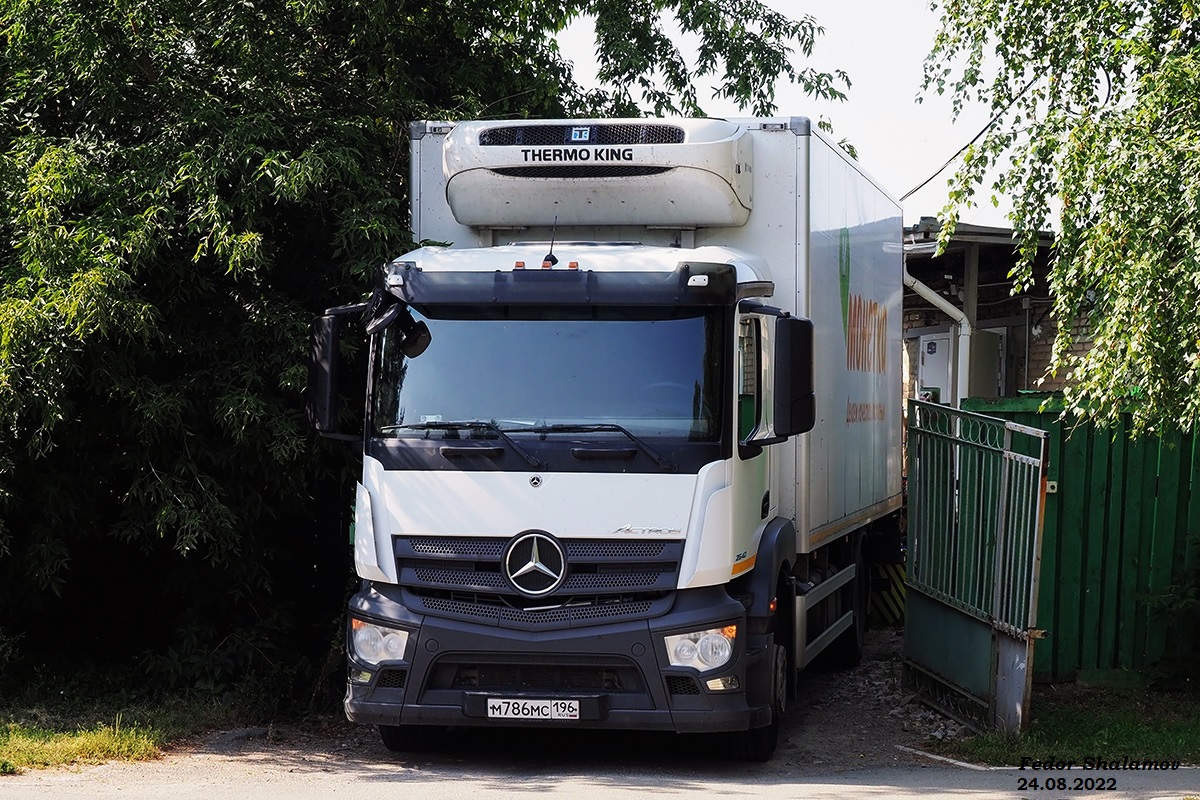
[350, 669, 373, 684]
[705, 675, 741, 691]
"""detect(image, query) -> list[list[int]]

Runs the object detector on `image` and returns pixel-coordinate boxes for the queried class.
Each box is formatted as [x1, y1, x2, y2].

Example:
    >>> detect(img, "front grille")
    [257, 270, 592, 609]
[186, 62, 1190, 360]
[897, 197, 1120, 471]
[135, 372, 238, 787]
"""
[666, 675, 701, 695]
[411, 564, 670, 592]
[396, 536, 682, 629]
[410, 538, 504, 558]
[451, 664, 623, 692]
[403, 537, 671, 562]
[490, 166, 673, 179]
[563, 570, 665, 590]
[567, 541, 668, 559]
[478, 124, 685, 147]
[415, 595, 655, 627]
[428, 656, 642, 693]
[413, 567, 507, 590]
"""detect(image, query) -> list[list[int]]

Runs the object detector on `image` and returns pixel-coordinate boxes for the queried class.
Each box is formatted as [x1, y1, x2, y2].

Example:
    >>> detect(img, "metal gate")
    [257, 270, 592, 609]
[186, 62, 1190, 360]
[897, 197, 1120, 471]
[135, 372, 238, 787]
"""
[903, 400, 1050, 732]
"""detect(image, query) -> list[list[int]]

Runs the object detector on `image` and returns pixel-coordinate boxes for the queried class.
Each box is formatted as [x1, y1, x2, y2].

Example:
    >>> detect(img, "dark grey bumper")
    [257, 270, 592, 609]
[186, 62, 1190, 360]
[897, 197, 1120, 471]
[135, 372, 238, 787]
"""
[343, 583, 773, 734]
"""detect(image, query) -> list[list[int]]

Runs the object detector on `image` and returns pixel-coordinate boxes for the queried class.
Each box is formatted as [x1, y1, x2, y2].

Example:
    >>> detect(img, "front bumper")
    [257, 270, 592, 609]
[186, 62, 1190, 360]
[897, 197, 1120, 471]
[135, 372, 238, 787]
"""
[344, 583, 773, 733]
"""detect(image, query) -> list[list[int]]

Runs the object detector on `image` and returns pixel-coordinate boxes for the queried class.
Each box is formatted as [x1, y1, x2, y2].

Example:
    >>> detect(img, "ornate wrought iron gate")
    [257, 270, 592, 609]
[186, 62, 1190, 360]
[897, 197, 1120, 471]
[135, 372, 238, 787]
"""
[903, 400, 1050, 732]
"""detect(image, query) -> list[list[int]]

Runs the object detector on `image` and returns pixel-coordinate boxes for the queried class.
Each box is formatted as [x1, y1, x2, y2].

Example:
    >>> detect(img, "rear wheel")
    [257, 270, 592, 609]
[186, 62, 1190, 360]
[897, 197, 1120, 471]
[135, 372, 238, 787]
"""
[378, 724, 448, 753]
[820, 543, 869, 670]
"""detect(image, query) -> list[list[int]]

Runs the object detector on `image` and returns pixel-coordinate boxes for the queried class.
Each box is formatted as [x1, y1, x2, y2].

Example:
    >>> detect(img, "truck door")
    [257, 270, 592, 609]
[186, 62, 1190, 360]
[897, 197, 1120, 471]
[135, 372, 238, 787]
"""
[730, 312, 773, 575]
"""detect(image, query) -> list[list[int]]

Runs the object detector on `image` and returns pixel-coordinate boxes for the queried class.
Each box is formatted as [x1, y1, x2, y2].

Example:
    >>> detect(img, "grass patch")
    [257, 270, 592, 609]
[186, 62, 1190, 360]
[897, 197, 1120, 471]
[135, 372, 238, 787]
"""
[0, 687, 276, 775]
[0, 716, 158, 771]
[937, 683, 1200, 766]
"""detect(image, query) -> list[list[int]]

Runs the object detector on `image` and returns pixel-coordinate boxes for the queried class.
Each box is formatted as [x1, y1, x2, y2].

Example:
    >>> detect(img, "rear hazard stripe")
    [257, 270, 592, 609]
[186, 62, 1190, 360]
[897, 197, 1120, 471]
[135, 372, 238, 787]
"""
[869, 563, 906, 625]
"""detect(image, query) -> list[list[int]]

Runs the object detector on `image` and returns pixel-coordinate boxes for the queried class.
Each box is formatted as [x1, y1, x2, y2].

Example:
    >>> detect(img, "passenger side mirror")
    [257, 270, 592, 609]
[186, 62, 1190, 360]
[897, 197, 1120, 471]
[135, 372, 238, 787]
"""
[737, 303, 815, 457]
[773, 316, 815, 437]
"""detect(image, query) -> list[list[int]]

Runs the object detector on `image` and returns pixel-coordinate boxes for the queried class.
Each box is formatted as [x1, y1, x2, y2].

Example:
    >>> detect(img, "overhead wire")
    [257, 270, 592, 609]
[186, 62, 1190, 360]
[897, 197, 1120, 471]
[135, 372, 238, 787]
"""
[899, 77, 1038, 202]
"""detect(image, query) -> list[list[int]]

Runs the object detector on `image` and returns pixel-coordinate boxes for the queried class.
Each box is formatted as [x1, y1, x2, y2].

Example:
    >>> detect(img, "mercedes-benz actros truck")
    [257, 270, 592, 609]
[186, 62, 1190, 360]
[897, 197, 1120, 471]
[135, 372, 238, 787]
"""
[308, 117, 903, 761]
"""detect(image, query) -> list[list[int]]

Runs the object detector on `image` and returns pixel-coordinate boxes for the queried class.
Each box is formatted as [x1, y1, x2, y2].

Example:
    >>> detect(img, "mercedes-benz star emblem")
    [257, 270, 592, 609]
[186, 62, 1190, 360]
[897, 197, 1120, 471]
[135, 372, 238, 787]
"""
[503, 531, 567, 597]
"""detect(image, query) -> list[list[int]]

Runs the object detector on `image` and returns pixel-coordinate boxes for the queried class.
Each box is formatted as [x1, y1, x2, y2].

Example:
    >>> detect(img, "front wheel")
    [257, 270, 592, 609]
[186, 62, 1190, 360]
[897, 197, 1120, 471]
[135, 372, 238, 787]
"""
[733, 642, 787, 762]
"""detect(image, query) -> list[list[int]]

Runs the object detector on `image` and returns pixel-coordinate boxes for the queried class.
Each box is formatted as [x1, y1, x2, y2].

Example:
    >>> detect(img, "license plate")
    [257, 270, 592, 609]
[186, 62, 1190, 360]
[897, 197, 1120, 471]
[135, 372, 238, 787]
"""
[486, 698, 579, 720]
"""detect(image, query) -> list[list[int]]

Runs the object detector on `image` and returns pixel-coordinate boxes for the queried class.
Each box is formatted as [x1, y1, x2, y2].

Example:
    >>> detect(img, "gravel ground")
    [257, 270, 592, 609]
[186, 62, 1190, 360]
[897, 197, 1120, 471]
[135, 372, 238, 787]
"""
[776, 627, 965, 771]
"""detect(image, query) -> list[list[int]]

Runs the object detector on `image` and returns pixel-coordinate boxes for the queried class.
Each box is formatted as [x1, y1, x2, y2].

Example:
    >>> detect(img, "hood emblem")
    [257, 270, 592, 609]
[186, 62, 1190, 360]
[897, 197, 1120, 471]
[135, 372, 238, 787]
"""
[503, 531, 567, 597]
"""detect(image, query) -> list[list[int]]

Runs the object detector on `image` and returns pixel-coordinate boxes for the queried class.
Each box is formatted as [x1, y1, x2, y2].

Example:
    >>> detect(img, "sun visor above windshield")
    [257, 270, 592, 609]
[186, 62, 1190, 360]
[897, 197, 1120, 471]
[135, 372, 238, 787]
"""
[387, 262, 737, 307]
[442, 119, 753, 228]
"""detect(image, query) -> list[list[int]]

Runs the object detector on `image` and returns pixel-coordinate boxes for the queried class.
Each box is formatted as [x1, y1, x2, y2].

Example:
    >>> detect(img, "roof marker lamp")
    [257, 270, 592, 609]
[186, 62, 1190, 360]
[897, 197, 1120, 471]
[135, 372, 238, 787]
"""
[664, 625, 736, 671]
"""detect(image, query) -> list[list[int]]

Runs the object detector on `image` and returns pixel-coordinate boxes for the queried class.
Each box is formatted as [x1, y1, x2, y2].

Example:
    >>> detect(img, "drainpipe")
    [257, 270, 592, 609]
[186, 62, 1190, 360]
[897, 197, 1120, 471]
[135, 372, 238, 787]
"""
[903, 263, 972, 406]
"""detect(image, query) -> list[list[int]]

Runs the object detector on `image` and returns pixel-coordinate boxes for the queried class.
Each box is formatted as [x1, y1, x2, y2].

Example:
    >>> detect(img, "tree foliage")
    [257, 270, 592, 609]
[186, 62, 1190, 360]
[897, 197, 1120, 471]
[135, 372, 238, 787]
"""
[926, 0, 1200, 434]
[0, 0, 843, 685]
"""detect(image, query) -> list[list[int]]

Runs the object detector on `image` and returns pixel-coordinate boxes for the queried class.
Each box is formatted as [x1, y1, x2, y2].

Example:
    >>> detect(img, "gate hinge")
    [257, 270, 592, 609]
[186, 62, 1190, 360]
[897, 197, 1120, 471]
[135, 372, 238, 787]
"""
[1028, 628, 1048, 640]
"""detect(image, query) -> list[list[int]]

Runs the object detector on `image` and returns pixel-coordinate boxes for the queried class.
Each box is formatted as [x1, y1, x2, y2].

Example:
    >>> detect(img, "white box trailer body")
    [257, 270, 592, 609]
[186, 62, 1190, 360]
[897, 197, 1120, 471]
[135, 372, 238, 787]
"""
[411, 118, 903, 552]
[311, 117, 902, 760]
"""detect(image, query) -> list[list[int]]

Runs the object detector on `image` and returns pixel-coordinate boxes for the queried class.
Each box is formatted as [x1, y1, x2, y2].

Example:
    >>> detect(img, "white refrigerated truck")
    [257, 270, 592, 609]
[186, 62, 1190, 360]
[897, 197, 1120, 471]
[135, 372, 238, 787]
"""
[308, 117, 903, 761]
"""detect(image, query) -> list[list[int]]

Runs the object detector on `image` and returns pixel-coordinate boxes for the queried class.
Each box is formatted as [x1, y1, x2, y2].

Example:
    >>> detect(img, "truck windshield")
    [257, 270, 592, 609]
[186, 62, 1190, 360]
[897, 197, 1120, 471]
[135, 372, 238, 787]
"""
[372, 305, 725, 441]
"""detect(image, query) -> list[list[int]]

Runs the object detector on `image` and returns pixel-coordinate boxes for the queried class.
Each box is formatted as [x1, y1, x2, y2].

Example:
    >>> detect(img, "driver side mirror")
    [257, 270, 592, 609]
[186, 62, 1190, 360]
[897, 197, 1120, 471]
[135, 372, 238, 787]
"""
[308, 302, 367, 439]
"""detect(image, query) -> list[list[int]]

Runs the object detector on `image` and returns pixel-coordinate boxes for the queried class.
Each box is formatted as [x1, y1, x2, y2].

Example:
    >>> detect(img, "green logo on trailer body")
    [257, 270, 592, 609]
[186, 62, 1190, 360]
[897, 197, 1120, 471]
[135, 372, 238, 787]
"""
[839, 227, 851, 338]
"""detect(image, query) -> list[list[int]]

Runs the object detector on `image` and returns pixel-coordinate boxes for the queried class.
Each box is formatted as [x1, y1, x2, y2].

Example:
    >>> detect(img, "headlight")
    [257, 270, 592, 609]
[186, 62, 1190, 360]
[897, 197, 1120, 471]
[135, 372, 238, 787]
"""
[664, 625, 736, 671]
[350, 619, 410, 666]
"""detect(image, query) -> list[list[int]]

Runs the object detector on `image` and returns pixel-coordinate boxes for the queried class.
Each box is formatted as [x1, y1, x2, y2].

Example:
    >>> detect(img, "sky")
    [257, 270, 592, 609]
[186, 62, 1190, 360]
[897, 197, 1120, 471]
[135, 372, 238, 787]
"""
[558, 0, 1010, 228]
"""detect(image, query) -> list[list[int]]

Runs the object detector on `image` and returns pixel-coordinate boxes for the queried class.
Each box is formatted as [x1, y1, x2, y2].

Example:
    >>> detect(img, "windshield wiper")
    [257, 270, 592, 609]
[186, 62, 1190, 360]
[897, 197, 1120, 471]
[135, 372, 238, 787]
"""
[509, 423, 675, 472]
[381, 421, 541, 468]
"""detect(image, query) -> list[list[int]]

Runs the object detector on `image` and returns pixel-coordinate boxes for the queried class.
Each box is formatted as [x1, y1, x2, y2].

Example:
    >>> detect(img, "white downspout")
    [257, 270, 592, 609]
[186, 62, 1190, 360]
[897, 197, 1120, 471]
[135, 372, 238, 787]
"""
[903, 264, 972, 406]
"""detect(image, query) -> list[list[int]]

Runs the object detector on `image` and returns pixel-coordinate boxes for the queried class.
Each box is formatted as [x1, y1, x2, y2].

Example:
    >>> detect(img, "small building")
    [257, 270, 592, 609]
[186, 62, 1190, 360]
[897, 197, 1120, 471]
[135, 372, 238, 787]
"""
[902, 218, 1066, 405]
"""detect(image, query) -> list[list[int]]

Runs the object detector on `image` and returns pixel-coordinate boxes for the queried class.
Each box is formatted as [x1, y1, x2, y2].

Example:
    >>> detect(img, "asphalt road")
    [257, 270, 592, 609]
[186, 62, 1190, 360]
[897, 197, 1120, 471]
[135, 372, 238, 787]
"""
[4, 725, 1197, 800]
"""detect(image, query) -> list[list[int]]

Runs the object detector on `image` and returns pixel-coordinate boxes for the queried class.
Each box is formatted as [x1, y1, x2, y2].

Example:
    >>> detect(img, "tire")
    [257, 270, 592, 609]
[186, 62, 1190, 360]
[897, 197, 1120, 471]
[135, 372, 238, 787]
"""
[777, 573, 798, 703]
[820, 544, 869, 671]
[378, 724, 448, 753]
[734, 642, 787, 762]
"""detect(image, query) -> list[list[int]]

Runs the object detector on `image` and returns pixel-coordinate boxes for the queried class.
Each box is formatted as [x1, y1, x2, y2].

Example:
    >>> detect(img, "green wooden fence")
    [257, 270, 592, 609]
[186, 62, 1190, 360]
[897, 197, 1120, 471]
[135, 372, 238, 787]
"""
[962, 395, 1200, 684]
